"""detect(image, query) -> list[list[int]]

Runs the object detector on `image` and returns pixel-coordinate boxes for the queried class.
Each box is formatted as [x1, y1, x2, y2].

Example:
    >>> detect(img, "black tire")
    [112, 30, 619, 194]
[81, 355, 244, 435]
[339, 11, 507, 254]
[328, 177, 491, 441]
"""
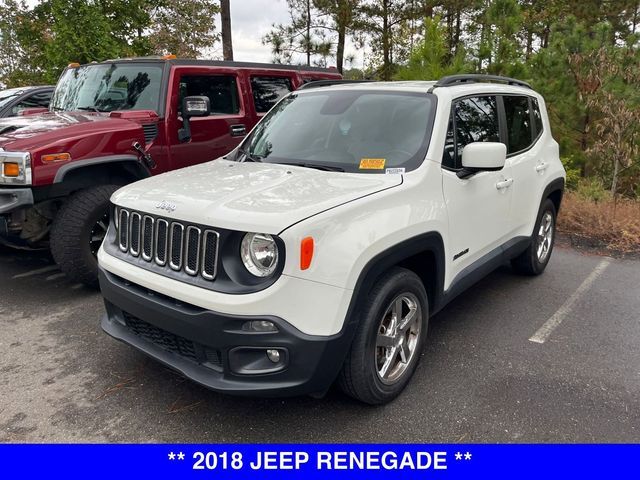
[50, 185, 120, 288]
[511, 198, 557, 276]
[338, 267, 428, 405]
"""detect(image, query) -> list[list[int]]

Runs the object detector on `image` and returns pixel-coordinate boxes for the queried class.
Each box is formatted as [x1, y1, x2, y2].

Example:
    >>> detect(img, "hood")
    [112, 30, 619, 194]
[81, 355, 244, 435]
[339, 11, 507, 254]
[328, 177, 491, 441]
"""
[0, 111, 142, 151]
[111, 159, 403, 233]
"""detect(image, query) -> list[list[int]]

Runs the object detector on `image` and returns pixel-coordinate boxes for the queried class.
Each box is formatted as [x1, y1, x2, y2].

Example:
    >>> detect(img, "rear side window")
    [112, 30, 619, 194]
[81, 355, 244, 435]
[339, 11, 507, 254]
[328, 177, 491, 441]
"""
[179, 75, 240, 115]
[444, 96, 500, 169]
[532, 97, 543, 136]
[503, 95, 533, 154]
[251, 76, 293, 113]
[11, 90, 52, 115]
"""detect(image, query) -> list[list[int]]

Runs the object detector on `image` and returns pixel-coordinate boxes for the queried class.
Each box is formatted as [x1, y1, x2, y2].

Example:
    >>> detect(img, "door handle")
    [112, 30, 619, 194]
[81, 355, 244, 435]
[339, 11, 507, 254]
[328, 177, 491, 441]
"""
[535, 162, 548, 173]
[496, 178, 514, 190]
[230, 124, 246, 137]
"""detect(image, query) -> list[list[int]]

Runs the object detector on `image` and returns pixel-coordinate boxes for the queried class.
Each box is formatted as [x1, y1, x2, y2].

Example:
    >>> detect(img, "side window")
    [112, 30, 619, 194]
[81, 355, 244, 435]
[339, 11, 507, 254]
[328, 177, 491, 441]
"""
[11, 90, 52, 115]
[445, 96, 499, 169]
[178, 75, 239, 115]
[503, 95, 533, 154]
[251, 76, 292, 113]
[531, 97, 543, 136]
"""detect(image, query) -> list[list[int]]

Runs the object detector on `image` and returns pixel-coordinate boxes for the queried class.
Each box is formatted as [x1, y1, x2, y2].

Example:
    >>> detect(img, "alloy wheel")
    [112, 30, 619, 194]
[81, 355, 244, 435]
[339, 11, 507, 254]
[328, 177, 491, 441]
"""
[375, 293, 422, 385]
[536, 211, 554, 263]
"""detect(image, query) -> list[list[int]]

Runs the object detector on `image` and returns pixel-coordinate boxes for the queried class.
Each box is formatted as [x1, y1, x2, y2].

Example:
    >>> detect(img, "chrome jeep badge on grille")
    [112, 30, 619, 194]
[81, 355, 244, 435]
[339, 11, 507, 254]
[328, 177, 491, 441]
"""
[155, 200, 176, 212]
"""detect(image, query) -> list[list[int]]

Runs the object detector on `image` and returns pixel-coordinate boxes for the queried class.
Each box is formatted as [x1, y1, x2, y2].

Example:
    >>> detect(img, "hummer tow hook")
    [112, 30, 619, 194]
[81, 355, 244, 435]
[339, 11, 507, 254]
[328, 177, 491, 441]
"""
[132, 141, 156, 170]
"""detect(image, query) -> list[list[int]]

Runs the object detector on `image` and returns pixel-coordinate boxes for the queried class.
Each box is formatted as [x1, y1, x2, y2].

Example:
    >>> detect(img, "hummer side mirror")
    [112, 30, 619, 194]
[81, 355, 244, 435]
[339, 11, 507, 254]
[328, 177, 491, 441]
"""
[178, 96, 210, 142]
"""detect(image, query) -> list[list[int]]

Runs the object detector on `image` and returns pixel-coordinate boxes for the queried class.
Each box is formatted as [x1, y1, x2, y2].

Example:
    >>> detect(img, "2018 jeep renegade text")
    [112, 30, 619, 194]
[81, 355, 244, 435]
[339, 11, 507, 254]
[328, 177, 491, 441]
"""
[99, 75, 565, 405]
[0, 57, 339, 285]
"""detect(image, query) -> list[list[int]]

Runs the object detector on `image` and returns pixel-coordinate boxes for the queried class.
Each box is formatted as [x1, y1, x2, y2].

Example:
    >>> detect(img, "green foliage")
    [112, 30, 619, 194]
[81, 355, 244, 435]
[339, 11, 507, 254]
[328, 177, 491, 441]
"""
[561, 155, 582, 190]
[0, 0, 219, 87]
[575, 177, 610, 203]
[395, 16, 470, 80]
[42, 0, 124, 81]
[147, 0, 219, 57]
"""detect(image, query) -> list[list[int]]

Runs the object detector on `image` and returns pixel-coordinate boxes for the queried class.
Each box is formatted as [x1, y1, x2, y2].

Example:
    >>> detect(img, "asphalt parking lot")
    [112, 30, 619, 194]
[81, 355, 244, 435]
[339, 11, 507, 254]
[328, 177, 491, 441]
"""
[1, 244, 638, 443]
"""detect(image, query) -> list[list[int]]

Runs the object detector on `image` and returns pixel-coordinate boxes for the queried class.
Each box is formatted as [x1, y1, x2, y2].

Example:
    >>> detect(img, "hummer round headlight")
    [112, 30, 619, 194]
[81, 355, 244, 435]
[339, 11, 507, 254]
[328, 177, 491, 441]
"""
[241, 233, 279, 277]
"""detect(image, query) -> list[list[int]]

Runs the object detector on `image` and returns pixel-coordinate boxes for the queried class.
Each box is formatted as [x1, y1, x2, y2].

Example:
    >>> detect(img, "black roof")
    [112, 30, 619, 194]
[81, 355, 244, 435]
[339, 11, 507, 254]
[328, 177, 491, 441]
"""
[94, 57, 339, 74]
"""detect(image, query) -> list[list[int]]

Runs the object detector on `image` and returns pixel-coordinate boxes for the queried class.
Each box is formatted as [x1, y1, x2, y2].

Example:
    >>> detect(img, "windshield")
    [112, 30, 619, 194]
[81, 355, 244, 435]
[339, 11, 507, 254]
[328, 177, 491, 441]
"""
[50, 63, 163, 113]
[0, 88, 24, 109]
[243, 90, 436, 173]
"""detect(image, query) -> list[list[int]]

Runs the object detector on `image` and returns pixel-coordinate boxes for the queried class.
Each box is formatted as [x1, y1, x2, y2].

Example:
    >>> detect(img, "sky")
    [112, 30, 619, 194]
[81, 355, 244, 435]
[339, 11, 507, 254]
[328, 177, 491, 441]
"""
[214, 0, 364, 67]
[215, 0, 292, 63]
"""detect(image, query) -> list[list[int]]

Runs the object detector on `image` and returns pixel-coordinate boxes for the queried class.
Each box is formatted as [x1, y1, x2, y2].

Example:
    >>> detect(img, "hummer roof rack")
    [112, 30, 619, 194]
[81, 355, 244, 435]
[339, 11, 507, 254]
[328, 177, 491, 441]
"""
[298, 79, 373, 90]
[431, 74, 532, 90]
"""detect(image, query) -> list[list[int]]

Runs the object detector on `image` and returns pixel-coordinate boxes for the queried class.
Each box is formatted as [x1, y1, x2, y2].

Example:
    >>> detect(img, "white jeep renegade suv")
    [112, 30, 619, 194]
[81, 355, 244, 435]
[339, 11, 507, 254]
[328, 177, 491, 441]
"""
[98, 75, 565, 405]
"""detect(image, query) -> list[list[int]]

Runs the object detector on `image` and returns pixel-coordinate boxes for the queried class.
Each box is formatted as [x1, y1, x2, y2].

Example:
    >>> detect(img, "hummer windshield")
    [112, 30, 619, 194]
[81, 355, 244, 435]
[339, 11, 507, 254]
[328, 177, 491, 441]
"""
[240, 90, 436, 173]
[50, 63, 163, 113]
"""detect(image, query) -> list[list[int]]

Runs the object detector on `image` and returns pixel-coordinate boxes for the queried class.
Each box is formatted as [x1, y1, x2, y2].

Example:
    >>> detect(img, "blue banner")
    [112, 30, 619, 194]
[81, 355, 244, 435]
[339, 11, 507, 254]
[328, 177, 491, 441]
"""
[1, 444, 637, 479]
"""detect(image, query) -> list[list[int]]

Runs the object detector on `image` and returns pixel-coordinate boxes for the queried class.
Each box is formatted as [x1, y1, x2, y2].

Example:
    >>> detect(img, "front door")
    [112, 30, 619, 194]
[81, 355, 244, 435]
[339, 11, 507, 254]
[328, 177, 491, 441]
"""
[441, 95, 514, 280]
[170, 70, 249, 170]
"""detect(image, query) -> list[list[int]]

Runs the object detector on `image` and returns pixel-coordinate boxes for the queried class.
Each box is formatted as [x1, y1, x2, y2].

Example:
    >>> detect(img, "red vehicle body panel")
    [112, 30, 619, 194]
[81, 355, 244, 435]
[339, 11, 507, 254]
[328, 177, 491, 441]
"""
[0, 59, 341, 186]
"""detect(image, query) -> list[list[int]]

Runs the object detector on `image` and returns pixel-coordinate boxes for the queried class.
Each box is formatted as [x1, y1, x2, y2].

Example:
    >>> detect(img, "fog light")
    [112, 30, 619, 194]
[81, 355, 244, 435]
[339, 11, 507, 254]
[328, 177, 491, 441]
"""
[243, 320, 278, 332]
[266, 349, 281, 363]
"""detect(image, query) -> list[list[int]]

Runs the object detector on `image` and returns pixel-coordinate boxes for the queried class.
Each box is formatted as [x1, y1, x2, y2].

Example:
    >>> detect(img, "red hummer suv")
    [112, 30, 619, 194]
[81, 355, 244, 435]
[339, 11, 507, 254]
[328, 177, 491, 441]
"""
[0, 57, 340, 285]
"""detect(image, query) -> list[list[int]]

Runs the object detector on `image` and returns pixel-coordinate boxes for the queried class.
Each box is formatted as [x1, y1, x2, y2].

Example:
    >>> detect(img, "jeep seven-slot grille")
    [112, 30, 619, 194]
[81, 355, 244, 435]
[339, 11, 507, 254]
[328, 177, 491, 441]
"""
[116, 208, 220, 281]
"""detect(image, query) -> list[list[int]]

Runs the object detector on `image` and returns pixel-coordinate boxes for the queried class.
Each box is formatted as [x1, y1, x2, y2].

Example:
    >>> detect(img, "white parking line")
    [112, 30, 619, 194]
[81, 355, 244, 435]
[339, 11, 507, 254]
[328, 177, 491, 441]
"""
[529, 258, 611, 344]
[12, 265, 59, 279]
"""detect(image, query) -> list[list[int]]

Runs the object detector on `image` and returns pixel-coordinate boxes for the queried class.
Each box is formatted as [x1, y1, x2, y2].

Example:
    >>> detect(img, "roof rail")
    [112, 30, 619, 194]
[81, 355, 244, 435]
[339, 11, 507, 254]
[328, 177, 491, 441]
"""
[431, 74, 532, 90]
[297, 79, 373, 90]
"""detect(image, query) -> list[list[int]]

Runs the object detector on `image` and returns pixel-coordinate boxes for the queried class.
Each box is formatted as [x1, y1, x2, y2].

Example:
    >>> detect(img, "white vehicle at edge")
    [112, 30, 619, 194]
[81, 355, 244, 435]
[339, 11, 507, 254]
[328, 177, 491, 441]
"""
[98, 75, 565, 405]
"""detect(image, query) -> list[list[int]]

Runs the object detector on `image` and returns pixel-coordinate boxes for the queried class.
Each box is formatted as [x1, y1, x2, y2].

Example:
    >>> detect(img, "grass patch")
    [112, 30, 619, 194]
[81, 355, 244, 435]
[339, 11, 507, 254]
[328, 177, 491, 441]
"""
[557, 191, 640, 255]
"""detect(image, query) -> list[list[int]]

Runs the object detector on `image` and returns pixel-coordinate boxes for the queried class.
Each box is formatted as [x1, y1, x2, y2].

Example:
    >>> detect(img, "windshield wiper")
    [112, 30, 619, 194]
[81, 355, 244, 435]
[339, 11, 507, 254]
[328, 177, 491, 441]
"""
[282, 162, 345, 172]
[76, 106, 104, 113]
[237, 146, 263, 163]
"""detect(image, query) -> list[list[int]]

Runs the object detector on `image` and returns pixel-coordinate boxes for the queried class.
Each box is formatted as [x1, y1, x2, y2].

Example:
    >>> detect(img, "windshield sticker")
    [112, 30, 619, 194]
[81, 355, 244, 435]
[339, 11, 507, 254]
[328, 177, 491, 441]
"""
[385, 168, 405, 175]
[359, 158, 386, 170]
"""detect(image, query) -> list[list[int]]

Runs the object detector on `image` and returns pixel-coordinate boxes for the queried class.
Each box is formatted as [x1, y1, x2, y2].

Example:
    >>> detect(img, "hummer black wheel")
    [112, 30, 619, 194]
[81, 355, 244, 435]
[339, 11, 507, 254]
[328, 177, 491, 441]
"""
[50, 185, 120, 288]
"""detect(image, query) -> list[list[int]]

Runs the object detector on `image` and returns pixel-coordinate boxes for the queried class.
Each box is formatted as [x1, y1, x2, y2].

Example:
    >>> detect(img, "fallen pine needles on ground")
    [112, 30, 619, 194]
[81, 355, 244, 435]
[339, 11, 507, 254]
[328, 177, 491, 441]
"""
[557, 191, 640, 256]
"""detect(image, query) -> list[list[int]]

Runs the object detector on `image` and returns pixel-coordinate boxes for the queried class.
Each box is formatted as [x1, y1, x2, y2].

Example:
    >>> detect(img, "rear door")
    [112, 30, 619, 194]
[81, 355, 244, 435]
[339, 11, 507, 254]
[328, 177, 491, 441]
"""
[503, 95, 547, 234]
[168, 68, 250, 170]
[441, 95, 514, 279]
[248, 74, 294, 120]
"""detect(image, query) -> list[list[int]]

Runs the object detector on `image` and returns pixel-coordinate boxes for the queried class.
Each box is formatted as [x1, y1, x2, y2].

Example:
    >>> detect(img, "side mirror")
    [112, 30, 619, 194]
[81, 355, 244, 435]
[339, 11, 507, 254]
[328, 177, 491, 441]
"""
[458, 142, 506, 179]
[178, 96, 210, 142]
[182, 95, 210, 118]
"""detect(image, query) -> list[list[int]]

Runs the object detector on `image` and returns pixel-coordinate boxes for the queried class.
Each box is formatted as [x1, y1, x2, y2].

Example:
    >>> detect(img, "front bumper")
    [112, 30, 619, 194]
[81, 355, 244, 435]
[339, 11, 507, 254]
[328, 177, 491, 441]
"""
[99, 268, 356, 397]
[0, 187, 33, 215]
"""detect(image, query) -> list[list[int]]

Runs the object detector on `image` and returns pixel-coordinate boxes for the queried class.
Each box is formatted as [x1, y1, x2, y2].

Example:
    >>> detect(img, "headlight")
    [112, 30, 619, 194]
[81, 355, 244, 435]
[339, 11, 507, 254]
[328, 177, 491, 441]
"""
[241, 232, 279, 277]
[0, 150, 32, 185]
